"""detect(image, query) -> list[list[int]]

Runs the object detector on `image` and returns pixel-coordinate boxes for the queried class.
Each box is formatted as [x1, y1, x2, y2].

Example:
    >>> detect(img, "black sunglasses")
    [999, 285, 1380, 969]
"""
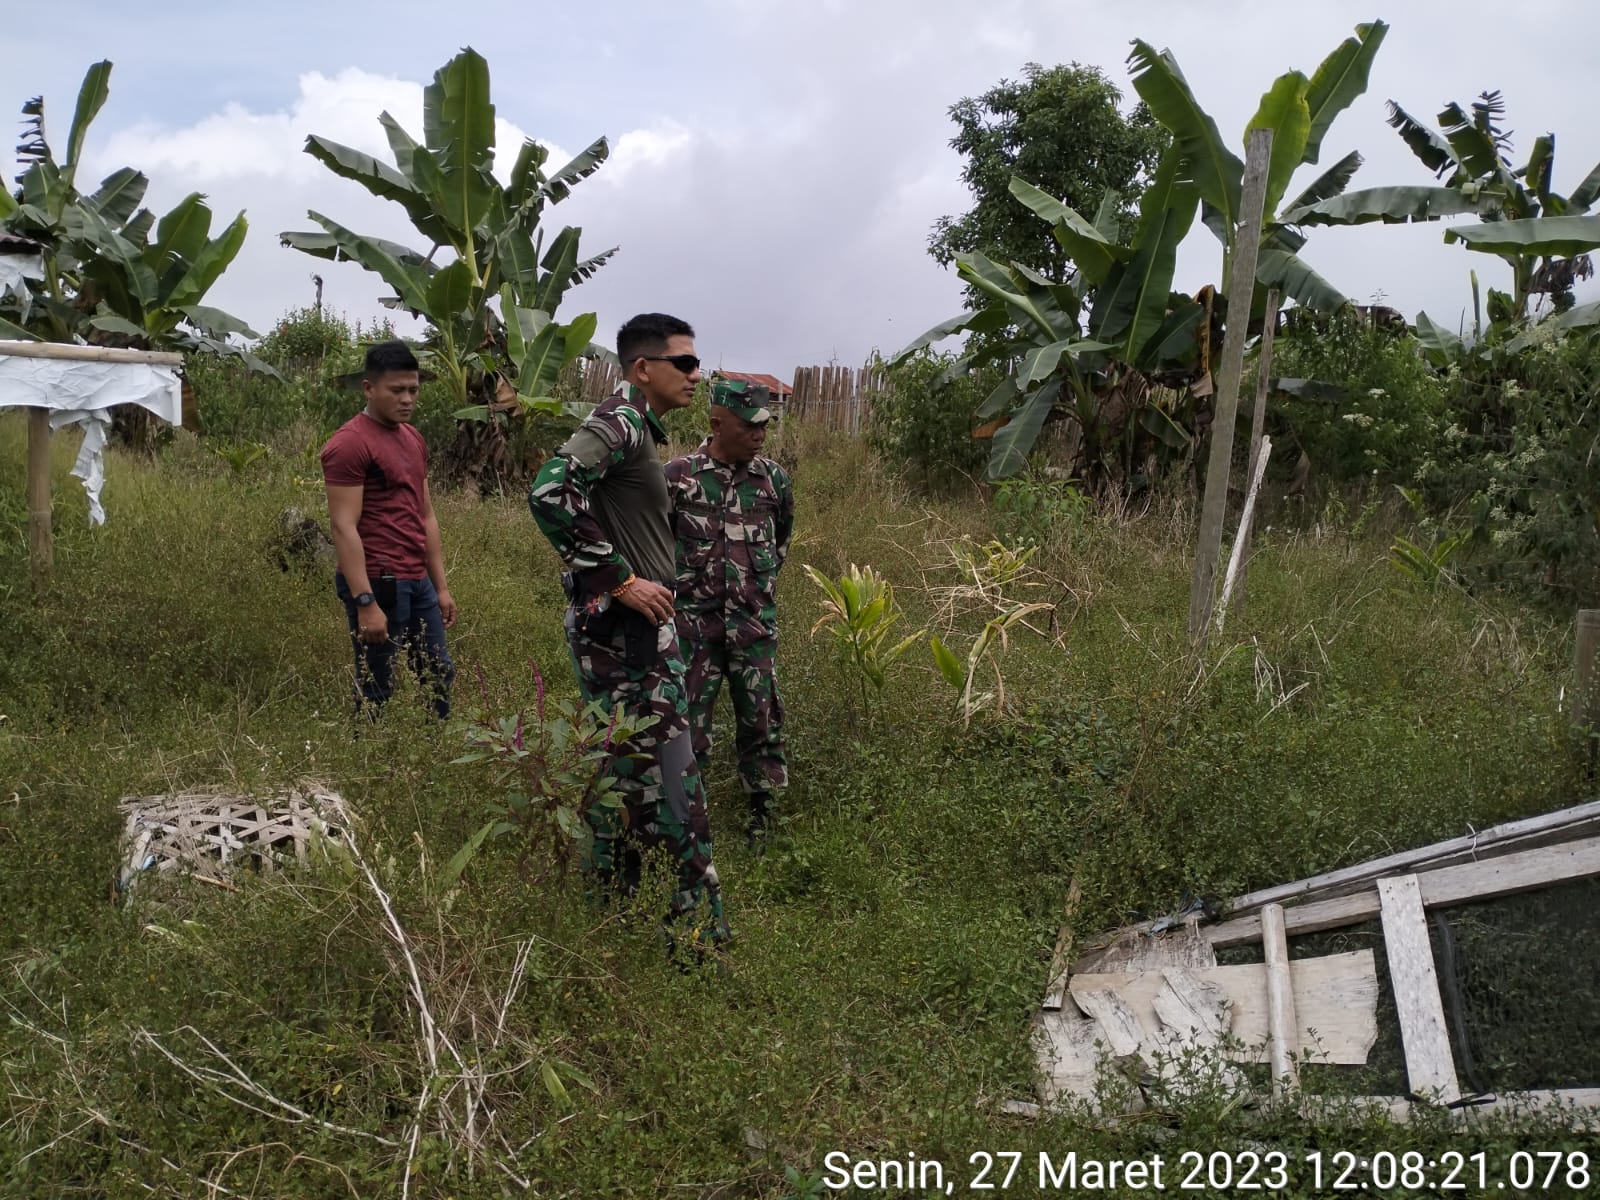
[634, 353, 700, 374]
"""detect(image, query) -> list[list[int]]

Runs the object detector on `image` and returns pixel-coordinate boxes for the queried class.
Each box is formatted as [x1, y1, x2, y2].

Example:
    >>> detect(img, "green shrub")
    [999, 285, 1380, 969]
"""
[991, 472, 1091, 548]
[1416, 329, 1600, 602]
[1268, 310, 1447, 487]
[866, 349, 995, 494]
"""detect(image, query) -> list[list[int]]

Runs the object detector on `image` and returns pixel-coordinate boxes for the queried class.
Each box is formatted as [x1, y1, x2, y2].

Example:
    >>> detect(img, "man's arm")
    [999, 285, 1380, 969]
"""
[326, 484, 389, 644]
[664, 457, 688, 539]
[528, 406, 673, 623]
[772, 464, 795, 571]
[419, 478, 458, 628]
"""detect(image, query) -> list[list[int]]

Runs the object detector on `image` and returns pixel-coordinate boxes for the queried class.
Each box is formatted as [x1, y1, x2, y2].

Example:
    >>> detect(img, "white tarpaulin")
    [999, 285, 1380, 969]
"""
[0, 347, 183, 525]
[0, 253, 45, 317]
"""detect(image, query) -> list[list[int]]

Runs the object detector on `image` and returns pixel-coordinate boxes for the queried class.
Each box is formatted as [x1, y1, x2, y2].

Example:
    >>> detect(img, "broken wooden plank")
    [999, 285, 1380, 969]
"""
[1153, 968, 1250, 1094]
[1151, 968, 1231, 1042]
[1071, 987, 1144, 1058]
[1031, 1009, 1105, 1103]
[1221, 800, 1600, 914]
[1378, 875, 1461, 1104]
[1207, 834, 1600, 947]
[1261, 903, 1299, 1095]
[1067, 950, 1378, 1066]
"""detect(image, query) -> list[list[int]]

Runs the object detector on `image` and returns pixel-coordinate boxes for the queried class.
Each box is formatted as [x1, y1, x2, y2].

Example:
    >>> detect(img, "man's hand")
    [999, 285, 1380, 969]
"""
[614, 578, 674, 625]
[357, 604, 390, 644]
[437, 588, 459, 629]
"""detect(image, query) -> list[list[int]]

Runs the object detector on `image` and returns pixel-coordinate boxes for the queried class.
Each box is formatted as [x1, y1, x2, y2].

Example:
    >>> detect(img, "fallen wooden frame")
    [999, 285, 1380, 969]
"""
[1033, 801, 1600, 1126]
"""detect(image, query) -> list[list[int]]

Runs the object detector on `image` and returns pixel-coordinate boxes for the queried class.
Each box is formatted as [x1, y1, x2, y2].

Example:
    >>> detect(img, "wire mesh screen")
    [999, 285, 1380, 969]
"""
[1429, 877, 1600, 1093]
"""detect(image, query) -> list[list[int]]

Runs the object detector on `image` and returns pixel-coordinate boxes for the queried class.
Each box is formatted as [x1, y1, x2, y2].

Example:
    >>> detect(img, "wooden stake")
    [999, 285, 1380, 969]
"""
[1260, 902, 1299, 1095]
[1231, 288, 1280, 624]
[1215, 436, 1272, 633]
[1244, 291, 1279, 489]
[27, 406, 52, 588]
[1188, 128, 1274, 644]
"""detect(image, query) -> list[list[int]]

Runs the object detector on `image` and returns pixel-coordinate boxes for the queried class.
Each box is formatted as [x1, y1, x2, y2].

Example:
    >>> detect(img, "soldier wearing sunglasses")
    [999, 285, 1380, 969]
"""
[528, 313, 728, 958]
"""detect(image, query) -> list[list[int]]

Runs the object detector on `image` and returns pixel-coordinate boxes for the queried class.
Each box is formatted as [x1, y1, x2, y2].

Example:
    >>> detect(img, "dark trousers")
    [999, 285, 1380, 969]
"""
[335, 573, 455, 719]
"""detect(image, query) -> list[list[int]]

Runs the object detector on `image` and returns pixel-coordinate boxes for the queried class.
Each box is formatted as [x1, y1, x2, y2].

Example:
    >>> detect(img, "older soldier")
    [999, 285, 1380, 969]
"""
[666, 380, 795, 847]
[527, 313, 727, 955]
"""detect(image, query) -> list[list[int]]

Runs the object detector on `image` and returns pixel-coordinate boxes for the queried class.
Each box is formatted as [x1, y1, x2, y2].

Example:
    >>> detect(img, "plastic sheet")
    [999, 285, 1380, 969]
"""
[0, 348, 183, 524]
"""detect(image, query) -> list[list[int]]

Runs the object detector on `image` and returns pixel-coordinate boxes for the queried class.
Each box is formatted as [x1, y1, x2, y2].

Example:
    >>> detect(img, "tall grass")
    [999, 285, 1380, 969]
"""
[0, 409, 1583, 1196]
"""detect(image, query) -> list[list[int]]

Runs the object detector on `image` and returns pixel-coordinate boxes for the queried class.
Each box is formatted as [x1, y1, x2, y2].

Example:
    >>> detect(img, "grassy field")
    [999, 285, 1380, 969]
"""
[0, 409, 1590, 1197]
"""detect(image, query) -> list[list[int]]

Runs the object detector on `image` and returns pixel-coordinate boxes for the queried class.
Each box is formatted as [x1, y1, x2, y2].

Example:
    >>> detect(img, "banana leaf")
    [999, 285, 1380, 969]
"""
[1247, 71, 1311, 218]
[1127, 40, 1243, 228]
[167, 212, 248, 310]
[1444, 215, 1600, 258]
[1283, 185, 1487, 227]
[1009, 176, 1123, 286]
[986, 380, 1062, 479]
[1256, 247, 1347, 312]
[1301, 21, 1387, 166]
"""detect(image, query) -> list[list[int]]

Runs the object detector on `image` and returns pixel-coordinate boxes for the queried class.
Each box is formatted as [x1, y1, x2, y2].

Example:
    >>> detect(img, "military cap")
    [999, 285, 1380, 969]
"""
[710, 378, 775, 425]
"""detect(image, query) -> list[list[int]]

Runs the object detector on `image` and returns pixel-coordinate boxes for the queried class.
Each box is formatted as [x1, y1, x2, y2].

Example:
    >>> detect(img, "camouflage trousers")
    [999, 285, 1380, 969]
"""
[680, 632, 788, 814]
[565, 604, 727, 946]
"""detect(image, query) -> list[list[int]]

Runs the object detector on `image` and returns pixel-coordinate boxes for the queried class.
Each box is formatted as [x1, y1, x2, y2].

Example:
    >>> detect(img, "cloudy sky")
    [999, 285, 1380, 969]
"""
[8, 1, 1598, 376]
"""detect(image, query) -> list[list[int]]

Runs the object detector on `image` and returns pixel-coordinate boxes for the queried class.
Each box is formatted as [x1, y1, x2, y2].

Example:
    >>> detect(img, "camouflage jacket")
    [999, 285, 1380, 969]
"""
[665, 440, 794, 646]
[528, 390, 675, 597]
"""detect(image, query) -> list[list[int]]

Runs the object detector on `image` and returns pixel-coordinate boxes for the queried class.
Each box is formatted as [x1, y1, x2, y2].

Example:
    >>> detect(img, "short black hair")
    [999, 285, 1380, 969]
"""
[363, 340, 420, 380]
[617, 313, 694, 365]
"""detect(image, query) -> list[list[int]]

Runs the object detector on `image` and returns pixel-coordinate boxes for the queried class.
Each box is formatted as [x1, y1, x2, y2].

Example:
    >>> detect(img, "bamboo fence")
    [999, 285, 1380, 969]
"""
[785, 361, 889, 433]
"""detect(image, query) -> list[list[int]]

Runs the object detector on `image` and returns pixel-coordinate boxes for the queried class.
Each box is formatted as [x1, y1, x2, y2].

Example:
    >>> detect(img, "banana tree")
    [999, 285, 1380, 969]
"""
[280, 47, 614, 421]
[2, 62, 261, 357]
[896, 142, 1208, 487]
[1127, 19, 1389, 316]
[2, 61, 268, 448]
[1283, 89, 1600, 329]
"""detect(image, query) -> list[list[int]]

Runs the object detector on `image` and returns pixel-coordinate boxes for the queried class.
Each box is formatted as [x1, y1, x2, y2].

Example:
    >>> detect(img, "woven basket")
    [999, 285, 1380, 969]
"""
[117, 784, 350, 894]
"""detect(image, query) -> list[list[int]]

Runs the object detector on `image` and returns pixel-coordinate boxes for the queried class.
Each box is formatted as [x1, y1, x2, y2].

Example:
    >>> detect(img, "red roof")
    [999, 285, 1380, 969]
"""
[713, 370, 792, 395]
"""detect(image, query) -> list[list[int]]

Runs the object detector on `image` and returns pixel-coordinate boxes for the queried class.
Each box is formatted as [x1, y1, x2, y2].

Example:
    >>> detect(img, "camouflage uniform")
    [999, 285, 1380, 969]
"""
[665, 381, 794, 829]
[528, 388, 727, 947]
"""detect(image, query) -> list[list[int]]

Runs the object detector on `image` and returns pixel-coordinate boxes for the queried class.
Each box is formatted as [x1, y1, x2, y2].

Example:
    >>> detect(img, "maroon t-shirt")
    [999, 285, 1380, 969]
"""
[320, 413, 430, 579]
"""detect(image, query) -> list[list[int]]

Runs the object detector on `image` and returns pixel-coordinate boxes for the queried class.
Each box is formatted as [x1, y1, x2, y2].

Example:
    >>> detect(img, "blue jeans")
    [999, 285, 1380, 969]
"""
[335, 573, 456, 719]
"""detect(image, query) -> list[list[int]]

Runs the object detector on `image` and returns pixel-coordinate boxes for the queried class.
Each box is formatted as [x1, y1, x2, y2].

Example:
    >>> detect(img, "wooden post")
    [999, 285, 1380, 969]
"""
[1188, 128, 1274, 644]
[0, 341, 182, 365]
[1576, 609, 1600, 778]
[1260, 902, 1300, 1096]
[27, 406, 52, 587]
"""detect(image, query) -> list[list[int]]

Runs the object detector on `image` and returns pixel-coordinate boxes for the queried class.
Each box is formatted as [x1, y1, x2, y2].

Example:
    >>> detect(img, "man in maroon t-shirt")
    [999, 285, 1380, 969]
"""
[320, 341, 458, 718]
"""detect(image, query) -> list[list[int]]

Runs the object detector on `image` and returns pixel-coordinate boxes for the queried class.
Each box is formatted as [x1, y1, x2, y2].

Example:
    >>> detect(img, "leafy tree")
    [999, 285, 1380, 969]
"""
[928, 63, 1167, 286]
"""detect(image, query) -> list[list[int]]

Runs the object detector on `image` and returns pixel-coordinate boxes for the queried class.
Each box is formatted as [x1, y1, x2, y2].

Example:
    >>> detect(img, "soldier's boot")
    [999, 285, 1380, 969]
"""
[745, 792, 777, 853]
